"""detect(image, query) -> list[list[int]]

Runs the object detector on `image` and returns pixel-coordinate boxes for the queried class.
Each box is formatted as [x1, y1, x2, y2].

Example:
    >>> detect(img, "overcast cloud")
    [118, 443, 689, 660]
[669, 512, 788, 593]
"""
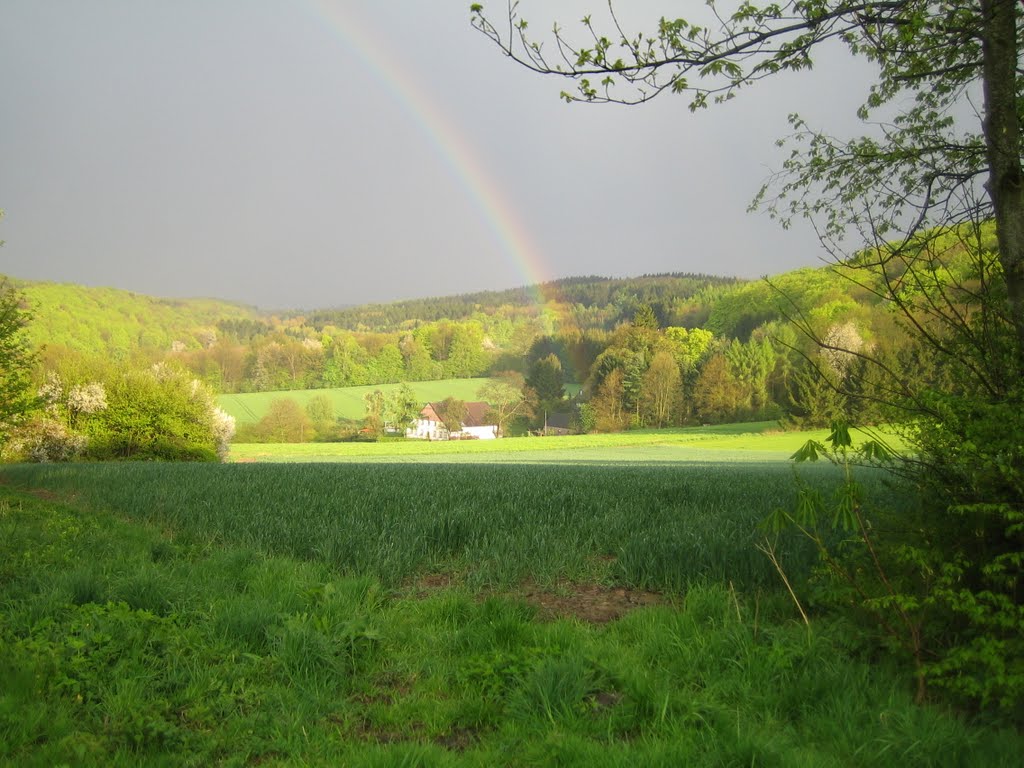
[0, 1, 878, 309]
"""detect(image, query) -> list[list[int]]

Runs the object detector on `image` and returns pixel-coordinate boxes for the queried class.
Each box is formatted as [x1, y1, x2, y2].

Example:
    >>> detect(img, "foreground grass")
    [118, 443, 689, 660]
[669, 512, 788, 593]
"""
[2, 484, 1020, 766]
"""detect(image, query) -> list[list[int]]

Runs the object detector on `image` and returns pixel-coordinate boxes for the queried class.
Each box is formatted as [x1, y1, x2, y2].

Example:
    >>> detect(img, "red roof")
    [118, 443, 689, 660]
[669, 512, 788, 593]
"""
[420, 401, 493, 428]
[461, 401, 492, 428]
[419, 403, 443, 423]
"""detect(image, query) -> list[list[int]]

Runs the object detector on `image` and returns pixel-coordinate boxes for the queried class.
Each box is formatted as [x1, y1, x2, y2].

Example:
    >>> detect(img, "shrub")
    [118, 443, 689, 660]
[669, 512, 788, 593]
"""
[15, 363, 233, 463]
[2, 417, 86, 462]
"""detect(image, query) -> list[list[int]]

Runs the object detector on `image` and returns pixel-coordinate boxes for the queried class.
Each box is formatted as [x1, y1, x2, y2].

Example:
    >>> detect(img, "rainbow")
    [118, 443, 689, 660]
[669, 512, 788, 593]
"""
[304, 0, 568, 320]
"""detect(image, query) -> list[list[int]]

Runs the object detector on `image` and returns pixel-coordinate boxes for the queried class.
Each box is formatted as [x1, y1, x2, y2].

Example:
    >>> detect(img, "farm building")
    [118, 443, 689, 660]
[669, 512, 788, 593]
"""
[406, 401, 497, 440]
[543, 411, 575, 436]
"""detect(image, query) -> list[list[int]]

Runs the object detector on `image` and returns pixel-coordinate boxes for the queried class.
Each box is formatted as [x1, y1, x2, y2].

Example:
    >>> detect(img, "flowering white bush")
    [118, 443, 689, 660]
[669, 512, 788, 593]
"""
[820, 322, 865, 379]
[67, 382, 108, 415]
[151, 362, 173, 381]
[4, 417, 87, 463]
[20, 364, 237, 463]
[211, 406, 236, 461]
[38, 371, 64, 416]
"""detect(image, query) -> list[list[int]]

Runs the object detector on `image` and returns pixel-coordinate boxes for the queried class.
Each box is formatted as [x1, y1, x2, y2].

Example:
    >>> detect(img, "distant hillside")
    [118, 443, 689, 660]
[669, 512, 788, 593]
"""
[10, 272, 750, 359]
[4, 277, 260, 357]
[9, 263, 894, 402]
[303, 273, 746, 332]
[9, 224, 996, 434]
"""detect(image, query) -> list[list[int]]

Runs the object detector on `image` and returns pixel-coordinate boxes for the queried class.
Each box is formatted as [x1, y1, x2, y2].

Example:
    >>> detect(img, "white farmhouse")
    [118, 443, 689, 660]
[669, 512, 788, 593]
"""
[406, 401, 498, 440]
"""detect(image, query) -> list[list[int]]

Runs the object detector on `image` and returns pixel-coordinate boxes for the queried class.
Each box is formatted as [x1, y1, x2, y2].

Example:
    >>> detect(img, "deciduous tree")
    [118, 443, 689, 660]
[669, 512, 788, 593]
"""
[591, 367, 629, 432]
[692, 353, 745, 424]
[306, 394, 336, 439]
[252, 397, 311, 444]
[0, 277, 38, 445]
[384, 383, 422, 434]
[641, 349, 682, 427]
[471, 0, 1024, 709]
[434, 397, 468, 434]
[363, 390, 386, 436]
[478, 371, 531, 436]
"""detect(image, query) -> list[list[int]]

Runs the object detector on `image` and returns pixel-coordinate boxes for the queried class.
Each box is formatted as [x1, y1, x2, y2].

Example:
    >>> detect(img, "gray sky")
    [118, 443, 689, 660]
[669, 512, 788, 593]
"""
[0, 1, 876, 309]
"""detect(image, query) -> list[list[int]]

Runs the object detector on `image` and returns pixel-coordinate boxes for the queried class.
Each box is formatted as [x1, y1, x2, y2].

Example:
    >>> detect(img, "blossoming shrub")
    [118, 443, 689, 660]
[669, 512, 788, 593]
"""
[7, 365, 234, 463]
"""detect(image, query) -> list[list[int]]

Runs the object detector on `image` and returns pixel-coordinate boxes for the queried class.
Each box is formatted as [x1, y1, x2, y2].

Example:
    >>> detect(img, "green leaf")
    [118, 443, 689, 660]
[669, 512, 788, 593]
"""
[826, 421, 851, 449]
[832, 483, 860, 531]
[790, 439, 824, 462]
[860, 440, 892, 462]
[795, 487, 822, 527]
[762, 506, 790, 533]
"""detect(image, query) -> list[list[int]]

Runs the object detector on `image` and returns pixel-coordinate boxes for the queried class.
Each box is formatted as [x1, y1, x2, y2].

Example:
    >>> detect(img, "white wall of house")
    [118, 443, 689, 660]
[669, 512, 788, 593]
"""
[405, 404, 498, 440]
[406, 417, 447, 440]
[406, 420, 498, 440]
[458, 425, 498, 440]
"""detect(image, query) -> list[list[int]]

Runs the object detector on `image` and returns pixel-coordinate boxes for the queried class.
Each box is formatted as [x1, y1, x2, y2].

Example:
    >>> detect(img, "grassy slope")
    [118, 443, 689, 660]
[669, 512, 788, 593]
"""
[1, 473, 1019, 766]
[219, 378, 497, 424]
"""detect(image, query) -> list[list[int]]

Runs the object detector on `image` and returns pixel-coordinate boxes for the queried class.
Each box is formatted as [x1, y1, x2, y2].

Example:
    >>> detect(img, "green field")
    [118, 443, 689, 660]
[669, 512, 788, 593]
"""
[219, 379, 585, 425]
[228, 421, 905, 463]
[219, 379, 497, 424]
[1, 460, 841, 590]
[1, 442, 1016, 765]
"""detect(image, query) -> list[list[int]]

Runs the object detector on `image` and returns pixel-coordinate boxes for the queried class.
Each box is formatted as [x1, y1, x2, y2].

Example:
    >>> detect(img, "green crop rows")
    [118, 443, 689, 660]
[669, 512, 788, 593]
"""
[3, 460, 896, 592]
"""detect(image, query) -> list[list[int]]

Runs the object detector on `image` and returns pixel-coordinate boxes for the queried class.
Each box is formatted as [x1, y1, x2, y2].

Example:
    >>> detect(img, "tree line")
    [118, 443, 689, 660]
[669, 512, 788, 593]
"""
[10, 242, 983, 439]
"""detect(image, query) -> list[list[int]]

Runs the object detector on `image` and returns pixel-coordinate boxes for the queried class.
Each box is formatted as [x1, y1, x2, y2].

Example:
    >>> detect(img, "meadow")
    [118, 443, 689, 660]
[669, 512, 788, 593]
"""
[1, 434, 1019, 766]
[219, 379, 496, 424]
[226, 421, 905, 463]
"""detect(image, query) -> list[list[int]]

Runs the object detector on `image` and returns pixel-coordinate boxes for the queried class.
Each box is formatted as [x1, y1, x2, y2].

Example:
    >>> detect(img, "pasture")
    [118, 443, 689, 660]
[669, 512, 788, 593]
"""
[1, 435, 1017, 766]
[219, 379, 496, 424]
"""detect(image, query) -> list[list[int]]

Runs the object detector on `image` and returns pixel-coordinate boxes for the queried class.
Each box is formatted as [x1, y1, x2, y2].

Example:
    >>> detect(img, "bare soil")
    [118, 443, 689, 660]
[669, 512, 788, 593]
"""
[407, 573, 663, 624]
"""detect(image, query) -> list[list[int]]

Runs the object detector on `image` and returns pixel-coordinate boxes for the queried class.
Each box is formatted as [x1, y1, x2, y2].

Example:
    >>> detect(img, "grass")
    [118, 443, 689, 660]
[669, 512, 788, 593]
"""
[1, 456, 904, 592]
[0, 482, 1020, 766]
[227, 422, 907, 463]
[219, 379, 498, 424]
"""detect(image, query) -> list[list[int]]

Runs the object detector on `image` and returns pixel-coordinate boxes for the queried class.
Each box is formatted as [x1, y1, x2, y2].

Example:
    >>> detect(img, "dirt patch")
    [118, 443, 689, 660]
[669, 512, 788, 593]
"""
[335, 714, 480, 753]
[0, 483, 72, 507]
[432, 726, 479, 752]
[14, 486, 73, 505]
[351, 716, 411, 744]
[406, 572, 663, 624]
[415, 573, 458, 590]
[519, 582, 662, 624]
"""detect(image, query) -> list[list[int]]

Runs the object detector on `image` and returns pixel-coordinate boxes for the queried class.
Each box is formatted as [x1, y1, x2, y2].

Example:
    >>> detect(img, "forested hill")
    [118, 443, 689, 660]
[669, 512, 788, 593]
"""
[304, 273, 746, 332]
[13, 243, 969, 404]
[11, 272, 748, 359]
[4, 277, 260, 358]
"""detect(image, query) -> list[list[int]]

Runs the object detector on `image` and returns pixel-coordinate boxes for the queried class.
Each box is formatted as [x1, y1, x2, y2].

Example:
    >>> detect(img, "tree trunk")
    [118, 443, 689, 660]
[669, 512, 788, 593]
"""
[980, 0, 1024, 374]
